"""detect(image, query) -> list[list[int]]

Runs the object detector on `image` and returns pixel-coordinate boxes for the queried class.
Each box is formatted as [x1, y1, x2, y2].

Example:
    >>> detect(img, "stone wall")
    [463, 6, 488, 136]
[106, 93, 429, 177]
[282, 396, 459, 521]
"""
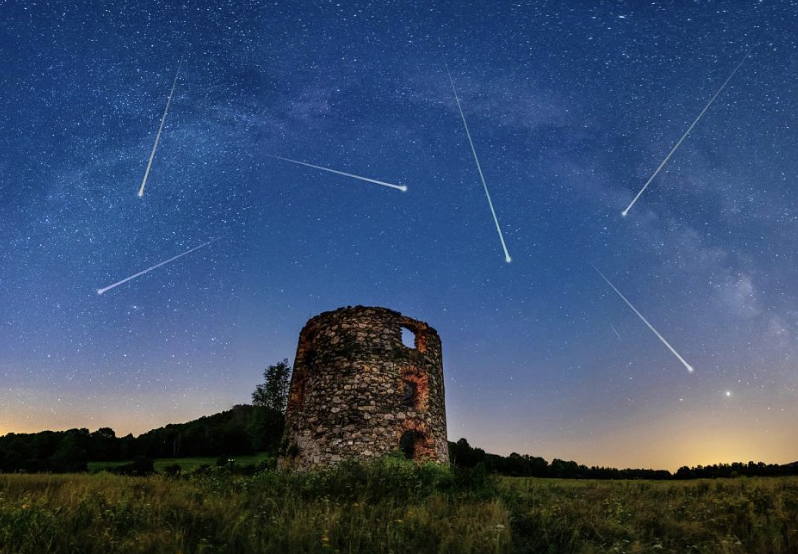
[279, 306, 448, 470]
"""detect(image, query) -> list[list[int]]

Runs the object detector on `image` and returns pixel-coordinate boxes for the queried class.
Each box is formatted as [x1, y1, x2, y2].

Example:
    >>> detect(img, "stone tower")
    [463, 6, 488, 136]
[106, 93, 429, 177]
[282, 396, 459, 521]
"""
[279, 306, 448, 470]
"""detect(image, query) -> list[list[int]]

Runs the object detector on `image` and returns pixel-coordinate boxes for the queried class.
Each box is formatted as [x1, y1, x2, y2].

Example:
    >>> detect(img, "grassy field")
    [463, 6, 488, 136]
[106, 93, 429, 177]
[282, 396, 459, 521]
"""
[1, 458, 797, 553]
[87, 452, 273, 473]
[501, 476, 798, 553]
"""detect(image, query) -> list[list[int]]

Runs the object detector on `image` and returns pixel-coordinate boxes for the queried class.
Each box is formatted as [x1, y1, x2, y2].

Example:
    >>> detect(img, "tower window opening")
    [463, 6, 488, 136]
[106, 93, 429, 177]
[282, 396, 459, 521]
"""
[400, 430, 423, 460]
[402, 380, 417, 407]
[401, 326, 416, 349]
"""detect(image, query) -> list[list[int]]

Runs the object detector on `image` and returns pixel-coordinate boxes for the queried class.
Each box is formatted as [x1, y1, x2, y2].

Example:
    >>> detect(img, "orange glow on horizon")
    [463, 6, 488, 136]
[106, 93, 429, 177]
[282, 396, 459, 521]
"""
[5, 388, 798, 472]
[475, 407, 798, 472]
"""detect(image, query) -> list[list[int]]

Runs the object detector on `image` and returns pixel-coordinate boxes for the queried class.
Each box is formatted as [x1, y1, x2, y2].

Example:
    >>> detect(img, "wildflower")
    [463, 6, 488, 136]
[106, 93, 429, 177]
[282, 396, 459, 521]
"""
[494, 524, 505, 531]
[22, 504, 30, 510]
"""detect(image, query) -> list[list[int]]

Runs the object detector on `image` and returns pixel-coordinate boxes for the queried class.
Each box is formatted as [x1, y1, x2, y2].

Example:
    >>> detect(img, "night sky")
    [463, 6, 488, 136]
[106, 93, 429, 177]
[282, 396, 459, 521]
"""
[3, 0, 798, 471]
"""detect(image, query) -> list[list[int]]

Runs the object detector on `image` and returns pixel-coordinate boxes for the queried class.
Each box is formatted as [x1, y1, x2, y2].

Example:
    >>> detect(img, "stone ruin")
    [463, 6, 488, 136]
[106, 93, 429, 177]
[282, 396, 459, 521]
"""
[279, 306, 449, 470]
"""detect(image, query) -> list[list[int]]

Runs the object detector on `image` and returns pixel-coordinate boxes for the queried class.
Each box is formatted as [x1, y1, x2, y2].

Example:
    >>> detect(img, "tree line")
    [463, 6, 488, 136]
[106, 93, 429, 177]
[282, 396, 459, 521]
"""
[0, 404, 280, 473]
[1, 359, 795, 479]
[0, 360, 292, 473]
[447, 438, 798, 480]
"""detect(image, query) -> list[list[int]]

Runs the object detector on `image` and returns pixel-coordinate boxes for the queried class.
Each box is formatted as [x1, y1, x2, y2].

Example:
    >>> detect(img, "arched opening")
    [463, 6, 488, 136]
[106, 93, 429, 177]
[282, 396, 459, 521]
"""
[401, 326, 416, 349]
[398, 319, 430, 352]
[398, 367, 427, 411]
[401, 380, 418, 407]
[400, 430, 424, 460]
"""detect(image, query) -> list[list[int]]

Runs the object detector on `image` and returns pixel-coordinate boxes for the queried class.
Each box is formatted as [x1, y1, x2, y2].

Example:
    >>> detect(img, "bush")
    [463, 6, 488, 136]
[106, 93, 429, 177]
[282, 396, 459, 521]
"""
[257, 454, 478, 503]
[454, 462, 494, 493]
[216, 456, 233, 468]
[188, 463, 212, 476]
[113, 456, 154, 476]
[254, 456, 276, 473]
[162, 463, 181, 476]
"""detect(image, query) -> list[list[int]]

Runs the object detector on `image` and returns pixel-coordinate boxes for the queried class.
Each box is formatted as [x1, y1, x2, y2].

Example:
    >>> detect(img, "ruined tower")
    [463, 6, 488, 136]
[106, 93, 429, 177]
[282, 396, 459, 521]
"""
[279, 306, 448, 470]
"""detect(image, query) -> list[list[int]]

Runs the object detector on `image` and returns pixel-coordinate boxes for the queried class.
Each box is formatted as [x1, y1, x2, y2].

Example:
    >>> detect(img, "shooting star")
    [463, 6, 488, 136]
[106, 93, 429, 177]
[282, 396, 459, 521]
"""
[593, 265, 694, 373]
[622, 45, 757, 217]
[445, 63, 512, 263]
[138, 62, 181, 198]
[610, 323, 623, 343]
[96, 234, 229, 295]
[267, 154, 407, 192]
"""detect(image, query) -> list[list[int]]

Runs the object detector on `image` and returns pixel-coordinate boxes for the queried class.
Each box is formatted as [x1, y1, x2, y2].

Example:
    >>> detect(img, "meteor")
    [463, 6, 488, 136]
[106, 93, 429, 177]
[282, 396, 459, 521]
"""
[622, 45, 757, 217]
[138, 62, 181, 198]
[96, 234, 229, 295]
[592, 265, 694, 373]
[267, 154, 407, 192]
[610, 323, 623, 343]
[445, 63, 512, 263]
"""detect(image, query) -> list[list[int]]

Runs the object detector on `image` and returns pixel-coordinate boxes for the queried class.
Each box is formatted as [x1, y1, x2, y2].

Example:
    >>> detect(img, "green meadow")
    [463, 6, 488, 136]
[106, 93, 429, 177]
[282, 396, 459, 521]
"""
[1, 457, 797, 554]
[87, 452, 273, 473]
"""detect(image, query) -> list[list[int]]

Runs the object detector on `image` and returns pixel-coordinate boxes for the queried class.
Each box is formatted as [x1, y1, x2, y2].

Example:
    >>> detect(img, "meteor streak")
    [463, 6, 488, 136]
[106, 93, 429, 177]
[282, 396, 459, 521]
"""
[138, 62, 181, 197]
[267, 154, 407, 192]
[445, 63, 512, 263]
[622, 45, 756, 217]
[593, 265, 694, 373]
[610, 323, 623, 343]
[96, 234, 229, 295]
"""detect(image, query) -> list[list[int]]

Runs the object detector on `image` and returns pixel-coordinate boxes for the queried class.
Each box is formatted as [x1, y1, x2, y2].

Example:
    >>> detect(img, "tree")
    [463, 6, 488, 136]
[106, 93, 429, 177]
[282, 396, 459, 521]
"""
[89, 427, 119, 461]
[248, 359, 292, 453]
[49, 433, 88, 472]
[252, 359, 292, 413]
[449, 438, 485, 468]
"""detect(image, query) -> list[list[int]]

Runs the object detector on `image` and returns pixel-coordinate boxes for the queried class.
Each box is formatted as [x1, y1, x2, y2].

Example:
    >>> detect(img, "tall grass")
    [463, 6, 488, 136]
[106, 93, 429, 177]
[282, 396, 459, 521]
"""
[501, 477, 798, 553]
[1, 459, 797, 553]
[0, 457, 509, 554]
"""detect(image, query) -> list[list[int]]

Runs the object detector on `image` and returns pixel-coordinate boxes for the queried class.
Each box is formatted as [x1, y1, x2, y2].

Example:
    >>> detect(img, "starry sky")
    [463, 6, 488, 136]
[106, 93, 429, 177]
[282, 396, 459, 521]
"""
[2, 0, 798, 471]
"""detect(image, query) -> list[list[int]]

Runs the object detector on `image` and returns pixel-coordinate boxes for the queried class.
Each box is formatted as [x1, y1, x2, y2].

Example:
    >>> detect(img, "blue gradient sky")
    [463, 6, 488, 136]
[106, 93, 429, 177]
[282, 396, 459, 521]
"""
[2, 0, 798, 470]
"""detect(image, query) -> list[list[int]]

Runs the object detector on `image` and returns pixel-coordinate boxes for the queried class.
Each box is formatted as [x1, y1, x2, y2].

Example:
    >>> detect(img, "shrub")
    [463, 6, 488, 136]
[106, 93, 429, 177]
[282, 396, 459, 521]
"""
[162, 463, 182, 476]
[256, 454, 480, 502]
[254, 456, 276, 472]
[216, 456, 233, 468]
[454, 462, 493, 492]
[112, 456, 154, 476]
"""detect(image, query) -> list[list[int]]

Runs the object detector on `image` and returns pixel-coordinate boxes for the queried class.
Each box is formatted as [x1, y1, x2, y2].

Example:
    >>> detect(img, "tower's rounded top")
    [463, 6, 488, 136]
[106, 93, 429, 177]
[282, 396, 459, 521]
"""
[304, 305, 437, 333]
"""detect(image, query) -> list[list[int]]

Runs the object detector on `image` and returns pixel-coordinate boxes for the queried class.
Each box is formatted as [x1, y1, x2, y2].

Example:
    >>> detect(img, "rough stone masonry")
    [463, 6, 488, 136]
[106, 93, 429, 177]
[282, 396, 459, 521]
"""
[279, 306, 449, 470]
